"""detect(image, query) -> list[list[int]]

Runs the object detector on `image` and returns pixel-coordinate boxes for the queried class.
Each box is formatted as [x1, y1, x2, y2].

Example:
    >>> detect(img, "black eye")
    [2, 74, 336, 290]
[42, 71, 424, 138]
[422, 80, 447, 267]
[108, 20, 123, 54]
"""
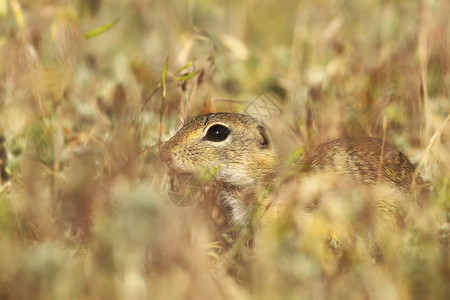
[204, 124, 231, 142]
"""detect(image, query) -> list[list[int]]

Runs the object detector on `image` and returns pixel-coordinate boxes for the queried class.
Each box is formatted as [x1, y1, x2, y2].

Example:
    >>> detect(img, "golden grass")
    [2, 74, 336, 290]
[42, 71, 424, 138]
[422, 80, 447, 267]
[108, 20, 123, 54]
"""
[0, 0, 449, 299]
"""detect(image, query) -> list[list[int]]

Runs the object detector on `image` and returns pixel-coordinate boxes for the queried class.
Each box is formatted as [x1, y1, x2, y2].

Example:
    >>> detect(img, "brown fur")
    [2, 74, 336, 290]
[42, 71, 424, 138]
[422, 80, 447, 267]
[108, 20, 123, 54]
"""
[307, 137, 429, 203]
[160, 112, 428, 235]
[160, 113, 277, 228]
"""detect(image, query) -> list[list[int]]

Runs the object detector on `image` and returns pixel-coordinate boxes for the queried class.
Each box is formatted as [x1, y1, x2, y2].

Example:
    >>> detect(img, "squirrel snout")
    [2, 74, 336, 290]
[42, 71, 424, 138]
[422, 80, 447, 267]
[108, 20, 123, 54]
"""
[159, 144, 172, 165]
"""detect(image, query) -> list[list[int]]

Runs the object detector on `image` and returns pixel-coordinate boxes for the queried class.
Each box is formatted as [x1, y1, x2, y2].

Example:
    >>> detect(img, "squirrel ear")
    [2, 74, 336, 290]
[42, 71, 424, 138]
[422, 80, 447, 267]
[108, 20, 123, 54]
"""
[256, 125, 271, 149]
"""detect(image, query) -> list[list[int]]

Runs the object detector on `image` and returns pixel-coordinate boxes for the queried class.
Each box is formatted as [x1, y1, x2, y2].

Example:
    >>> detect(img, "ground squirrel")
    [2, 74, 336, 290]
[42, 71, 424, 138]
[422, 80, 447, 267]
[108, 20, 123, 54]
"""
[159, 112, 429, 240]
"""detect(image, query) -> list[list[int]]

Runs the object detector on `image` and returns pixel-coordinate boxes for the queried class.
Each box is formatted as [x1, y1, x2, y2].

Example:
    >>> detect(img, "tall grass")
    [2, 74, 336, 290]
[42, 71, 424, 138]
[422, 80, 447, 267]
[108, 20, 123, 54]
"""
[0, 0, 449, 299]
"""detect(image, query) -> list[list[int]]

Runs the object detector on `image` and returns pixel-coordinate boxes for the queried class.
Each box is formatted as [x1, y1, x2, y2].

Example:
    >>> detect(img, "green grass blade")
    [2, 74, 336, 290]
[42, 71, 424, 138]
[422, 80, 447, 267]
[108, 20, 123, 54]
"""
[161, 57, 169, 99]
[176, 60, 194, 73]
[84, 18, 120, 40]
[175, 70, 199, 82]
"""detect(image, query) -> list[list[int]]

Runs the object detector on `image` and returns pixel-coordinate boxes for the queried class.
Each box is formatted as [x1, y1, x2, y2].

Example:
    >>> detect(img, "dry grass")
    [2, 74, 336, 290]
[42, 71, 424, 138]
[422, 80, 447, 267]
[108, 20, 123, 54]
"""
[0, 0, 449, 299]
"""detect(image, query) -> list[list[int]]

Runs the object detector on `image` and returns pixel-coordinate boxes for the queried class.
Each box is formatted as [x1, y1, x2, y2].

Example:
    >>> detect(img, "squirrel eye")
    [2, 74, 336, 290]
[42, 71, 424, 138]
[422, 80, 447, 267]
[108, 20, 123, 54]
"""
[204, 124, 231, 142]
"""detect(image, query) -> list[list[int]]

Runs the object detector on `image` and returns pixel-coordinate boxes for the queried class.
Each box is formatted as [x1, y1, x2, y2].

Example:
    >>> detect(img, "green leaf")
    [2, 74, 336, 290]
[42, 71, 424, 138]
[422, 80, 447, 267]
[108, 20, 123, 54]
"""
[176, 60, 195, 73]
[175, 70, 200, 82]
[84, 18, 120, 40]
[161, 57, 169, 99]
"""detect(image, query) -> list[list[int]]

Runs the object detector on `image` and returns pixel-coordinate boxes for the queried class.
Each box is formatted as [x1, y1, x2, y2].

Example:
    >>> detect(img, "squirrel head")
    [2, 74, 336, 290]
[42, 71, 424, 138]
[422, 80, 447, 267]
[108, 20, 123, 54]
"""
[160, 112, 277, 187]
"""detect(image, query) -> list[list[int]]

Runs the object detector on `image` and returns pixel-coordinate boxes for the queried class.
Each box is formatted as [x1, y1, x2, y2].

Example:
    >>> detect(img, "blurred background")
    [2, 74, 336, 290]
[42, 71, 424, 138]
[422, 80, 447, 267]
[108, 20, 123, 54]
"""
[0, 0, 449, 299]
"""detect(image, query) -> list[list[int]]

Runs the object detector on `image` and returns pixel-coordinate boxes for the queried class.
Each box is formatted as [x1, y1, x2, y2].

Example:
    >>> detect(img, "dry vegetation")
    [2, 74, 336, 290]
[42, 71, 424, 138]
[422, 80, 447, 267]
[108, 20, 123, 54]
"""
[0, 0, 449, 299]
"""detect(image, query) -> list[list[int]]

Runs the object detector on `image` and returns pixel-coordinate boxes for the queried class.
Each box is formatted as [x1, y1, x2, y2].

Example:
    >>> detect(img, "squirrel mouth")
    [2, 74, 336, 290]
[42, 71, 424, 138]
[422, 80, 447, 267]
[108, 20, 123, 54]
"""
[166, 173, 202, 207]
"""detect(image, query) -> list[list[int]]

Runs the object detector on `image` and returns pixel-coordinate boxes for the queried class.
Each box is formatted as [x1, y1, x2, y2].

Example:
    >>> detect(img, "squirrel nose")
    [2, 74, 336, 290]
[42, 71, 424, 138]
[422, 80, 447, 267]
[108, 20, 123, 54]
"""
[159, 143, 172, 165]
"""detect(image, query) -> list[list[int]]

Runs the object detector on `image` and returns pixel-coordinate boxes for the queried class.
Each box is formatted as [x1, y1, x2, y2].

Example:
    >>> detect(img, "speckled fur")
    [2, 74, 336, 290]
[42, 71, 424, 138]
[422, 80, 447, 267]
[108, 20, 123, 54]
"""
[307, 137, 429, 202]
[160, 112, 428, 230]
[160, 113, 277, 226]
